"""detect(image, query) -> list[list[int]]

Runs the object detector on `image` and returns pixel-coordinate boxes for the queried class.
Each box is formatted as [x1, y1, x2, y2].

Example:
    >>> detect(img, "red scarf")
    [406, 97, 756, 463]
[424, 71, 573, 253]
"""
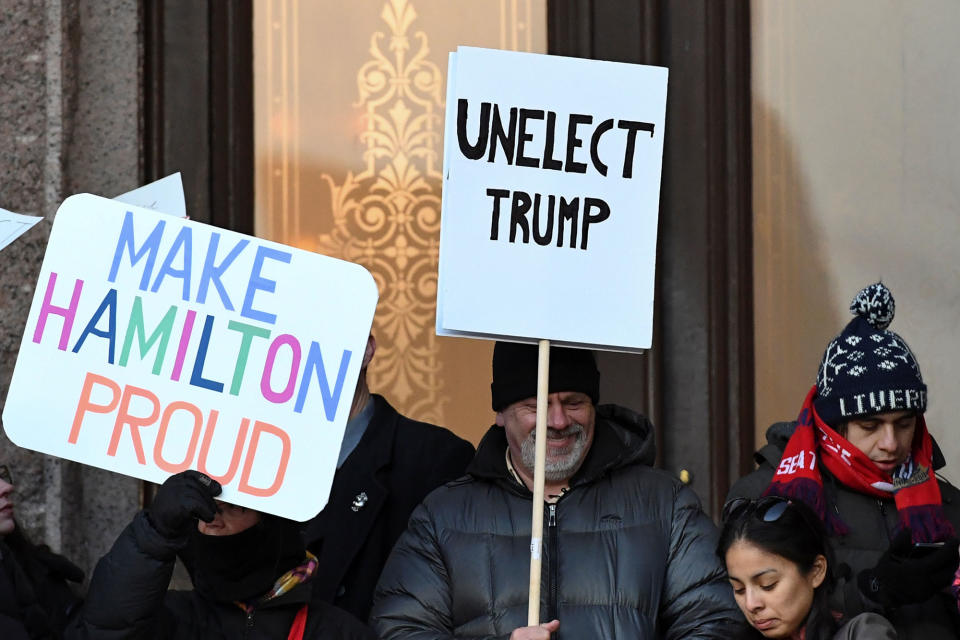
[765, 386, 954, 543]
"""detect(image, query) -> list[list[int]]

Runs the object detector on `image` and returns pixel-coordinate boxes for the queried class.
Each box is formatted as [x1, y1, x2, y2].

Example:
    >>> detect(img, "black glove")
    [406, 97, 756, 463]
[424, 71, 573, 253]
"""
[858, 528, 960, 607]
[146, 470, 222, 539]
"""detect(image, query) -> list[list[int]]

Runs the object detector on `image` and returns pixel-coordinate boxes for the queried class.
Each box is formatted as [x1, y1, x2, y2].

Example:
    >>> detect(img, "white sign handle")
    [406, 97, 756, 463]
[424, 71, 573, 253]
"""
[527, 339, 550, 625]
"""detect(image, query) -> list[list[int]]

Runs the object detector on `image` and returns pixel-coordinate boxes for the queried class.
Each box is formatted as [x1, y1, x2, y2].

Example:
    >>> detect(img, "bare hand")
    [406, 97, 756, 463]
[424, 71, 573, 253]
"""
[509, 620, 560, 639]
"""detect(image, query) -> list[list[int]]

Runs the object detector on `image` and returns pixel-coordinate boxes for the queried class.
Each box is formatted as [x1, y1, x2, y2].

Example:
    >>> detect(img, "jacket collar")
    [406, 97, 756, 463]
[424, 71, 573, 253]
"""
[302, 394, 399, 592]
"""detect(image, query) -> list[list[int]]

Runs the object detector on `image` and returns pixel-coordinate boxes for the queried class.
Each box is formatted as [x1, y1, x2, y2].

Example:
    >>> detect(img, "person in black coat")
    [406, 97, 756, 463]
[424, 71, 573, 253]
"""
[69, 470, 374, 640]
[371, 342, 745, 639]
[0, 464, 82, 640]
[302, 335, 475, 622]
[728, 283, 960, 639]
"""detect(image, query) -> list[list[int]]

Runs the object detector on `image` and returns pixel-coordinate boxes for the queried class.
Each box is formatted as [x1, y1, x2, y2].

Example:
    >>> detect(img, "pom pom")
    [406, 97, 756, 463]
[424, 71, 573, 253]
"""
[849, 282, 895, 330]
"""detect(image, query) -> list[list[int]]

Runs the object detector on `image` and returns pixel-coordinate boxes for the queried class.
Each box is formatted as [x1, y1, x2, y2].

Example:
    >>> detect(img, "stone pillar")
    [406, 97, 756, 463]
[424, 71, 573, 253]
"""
[0, 0, 143, 581]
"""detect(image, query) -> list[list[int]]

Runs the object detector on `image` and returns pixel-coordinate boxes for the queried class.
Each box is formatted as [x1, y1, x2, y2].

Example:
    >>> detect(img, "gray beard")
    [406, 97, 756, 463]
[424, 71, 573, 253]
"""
[519, 423, 588, 483]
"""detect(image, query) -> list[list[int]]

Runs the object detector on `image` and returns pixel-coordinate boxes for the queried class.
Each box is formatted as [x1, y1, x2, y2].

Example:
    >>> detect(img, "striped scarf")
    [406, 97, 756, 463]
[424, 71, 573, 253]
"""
[234, 551, 318, 615]
[765, 386, 954, 543]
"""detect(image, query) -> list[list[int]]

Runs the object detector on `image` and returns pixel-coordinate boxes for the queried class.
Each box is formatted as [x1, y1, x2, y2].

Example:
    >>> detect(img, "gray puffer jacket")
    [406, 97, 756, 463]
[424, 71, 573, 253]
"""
[371, 404, 745, 639]
[728, 421, 960, 640]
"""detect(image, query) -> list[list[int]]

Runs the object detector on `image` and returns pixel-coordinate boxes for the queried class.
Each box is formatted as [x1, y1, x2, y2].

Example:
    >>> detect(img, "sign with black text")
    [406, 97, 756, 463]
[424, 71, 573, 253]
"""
[436, 47, 667, 352]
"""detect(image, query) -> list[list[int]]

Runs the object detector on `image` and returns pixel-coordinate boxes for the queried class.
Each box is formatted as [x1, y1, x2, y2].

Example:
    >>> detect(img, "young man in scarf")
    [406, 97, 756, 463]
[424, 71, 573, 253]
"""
[728, 282, 960, 639]
[69, 470, 374, 640]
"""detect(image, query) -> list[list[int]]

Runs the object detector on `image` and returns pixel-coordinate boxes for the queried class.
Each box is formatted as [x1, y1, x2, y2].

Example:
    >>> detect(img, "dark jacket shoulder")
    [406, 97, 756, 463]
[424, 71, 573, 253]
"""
[303, 395, 474, 622]
[373, 403, 744, 639]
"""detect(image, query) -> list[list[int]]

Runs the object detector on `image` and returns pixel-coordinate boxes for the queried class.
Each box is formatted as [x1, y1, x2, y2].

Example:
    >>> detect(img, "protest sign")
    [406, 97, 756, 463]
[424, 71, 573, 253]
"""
[0, 209, 42, 253]
[436, 47, 668, 352]
[2, 194, 377, 521]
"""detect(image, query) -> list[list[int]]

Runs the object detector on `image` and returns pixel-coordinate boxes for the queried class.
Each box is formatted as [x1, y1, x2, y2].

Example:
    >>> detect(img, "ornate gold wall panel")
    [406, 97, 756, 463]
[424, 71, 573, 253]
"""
[254, 1, 546, 441]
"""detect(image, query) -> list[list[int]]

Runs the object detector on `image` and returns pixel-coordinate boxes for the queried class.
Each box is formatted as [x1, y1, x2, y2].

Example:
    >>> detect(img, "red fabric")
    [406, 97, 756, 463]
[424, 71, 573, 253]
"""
[765, 385, 954, 543]
[287, 605, 308, 640]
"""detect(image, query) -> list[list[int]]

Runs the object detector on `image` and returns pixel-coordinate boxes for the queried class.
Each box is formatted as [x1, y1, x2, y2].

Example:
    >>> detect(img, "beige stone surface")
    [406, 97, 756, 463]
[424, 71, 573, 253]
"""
[752, 1, 960, 476]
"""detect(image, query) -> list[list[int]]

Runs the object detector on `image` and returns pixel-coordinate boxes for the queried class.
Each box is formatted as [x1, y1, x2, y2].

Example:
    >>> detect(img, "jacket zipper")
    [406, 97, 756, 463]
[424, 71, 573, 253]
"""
[876, 498, 892, 543]
[244, 609, 254, 639]
[547, 503, 558, 624]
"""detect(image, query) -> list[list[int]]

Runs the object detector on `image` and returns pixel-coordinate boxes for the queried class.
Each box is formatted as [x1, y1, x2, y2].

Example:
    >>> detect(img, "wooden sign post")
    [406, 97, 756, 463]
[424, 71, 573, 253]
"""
[527, 339, 550, 625]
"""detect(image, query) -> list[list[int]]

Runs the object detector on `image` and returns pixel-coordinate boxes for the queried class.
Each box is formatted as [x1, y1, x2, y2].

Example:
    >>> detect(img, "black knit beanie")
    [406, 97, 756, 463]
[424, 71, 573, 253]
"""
[490, 341, 600, 411]
[813, 282, 926, 426]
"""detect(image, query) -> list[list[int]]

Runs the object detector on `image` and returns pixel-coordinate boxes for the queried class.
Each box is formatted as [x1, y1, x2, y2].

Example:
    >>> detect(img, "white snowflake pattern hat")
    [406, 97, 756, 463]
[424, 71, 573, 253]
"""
[813, 282, 926, 425]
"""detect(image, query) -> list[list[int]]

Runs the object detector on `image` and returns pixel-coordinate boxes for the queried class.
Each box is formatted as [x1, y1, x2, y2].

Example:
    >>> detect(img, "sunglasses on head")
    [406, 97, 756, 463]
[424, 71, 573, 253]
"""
[721, 496, 794, 525]
[0, 465, 13, 486]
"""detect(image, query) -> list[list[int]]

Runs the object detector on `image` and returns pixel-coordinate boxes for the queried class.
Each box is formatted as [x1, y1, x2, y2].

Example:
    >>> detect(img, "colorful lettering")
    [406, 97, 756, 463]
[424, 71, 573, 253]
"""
[241, 245, 292, 325]
[153, 401, 203, 473]
[33, 272, 83, 350]
[197, 233, 249, 310]
[119, 297, 177, 374]
[189, 314, 224, 393]
[261, 334, 301, 404]
[294, 343, 352, 419]
[68, 372, 122, 444]
[237, 420, 291, 497]
[107, 384, 161, 464]
[150, 225, 193, 300]
[226, 321, 271, 396]
[108, 210, 165, 289]
[72, 288, 118, 364]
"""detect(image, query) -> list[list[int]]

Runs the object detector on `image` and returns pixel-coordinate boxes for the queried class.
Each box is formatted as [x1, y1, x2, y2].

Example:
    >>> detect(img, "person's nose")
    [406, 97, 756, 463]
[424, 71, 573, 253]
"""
[0, 480, 12, 498]
[546, 396, 570, 430]
[743, 587, 764, 613]
[876, 425, 898, 454]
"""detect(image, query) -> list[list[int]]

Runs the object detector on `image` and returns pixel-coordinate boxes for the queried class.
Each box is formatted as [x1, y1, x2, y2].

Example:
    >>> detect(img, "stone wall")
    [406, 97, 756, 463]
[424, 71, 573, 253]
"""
[0, 0, 143, 582]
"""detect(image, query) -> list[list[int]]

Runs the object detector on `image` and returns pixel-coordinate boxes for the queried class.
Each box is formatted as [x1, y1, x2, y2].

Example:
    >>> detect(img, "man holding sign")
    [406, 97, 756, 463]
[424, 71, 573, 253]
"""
[371, 342, 743, 639]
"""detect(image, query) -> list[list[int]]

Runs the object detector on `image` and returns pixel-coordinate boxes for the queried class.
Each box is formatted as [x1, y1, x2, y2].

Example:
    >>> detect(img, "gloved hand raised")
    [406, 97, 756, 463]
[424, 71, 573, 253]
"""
[146, 470, 222, 539]
[858, 528, 960, 607]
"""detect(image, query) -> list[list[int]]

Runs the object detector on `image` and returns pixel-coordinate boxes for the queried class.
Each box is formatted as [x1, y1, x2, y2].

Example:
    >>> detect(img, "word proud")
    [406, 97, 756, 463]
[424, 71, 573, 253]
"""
[70, 371, 289, 497]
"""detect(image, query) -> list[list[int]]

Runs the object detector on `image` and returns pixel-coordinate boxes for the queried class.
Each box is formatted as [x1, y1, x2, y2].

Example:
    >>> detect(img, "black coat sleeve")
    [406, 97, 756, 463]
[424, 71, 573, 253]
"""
[67, 512, 183, 640]
[659, 484, 749, 639]
[370, 502, 455, 640]
[0, 543, 55, 640]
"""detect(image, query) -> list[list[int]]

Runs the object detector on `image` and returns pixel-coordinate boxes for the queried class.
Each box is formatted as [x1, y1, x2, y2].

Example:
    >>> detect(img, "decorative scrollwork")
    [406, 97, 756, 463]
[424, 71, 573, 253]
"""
[317, 0, 445, 421]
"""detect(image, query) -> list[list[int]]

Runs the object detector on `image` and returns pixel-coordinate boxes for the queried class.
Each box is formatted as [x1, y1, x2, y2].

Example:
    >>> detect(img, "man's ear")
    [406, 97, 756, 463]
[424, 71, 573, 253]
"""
[362, 334, 376, 369]
[495, 412, 505, 427]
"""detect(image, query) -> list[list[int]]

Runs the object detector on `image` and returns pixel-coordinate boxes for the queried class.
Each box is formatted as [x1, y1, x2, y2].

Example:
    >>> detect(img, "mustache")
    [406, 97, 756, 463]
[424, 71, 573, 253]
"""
[545, 424, 585, 439]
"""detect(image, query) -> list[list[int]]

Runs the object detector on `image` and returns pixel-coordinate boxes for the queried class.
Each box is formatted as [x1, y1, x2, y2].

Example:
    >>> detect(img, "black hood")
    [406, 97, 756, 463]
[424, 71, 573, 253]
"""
[467, 403, 657, 489]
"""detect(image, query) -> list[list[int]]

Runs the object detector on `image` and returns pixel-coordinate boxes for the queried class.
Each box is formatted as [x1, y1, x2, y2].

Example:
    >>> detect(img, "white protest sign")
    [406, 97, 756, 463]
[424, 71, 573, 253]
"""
[3, 194, 377, 521]
[436, 47, 667, 352]
[0, 209, 43, 253]
[114, 173, 187, 217]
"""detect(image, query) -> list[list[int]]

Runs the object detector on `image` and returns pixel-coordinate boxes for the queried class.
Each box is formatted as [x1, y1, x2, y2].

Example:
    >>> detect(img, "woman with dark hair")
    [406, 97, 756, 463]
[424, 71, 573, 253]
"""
[718, 497, 896, 639]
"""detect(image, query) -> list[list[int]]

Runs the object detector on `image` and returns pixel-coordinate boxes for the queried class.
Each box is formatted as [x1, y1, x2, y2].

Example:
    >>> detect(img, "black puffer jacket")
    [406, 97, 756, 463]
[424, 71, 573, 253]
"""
[728, 421, 960, 640]
[0, 540, 55, 640]
[4, 528, 83, 637]
[67, 512, 374, 640]
[371, 404, 745, 639]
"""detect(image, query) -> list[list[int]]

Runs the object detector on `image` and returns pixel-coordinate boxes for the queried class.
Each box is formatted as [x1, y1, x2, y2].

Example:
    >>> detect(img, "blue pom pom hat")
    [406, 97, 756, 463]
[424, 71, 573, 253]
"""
[813, 282, 927, 426]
